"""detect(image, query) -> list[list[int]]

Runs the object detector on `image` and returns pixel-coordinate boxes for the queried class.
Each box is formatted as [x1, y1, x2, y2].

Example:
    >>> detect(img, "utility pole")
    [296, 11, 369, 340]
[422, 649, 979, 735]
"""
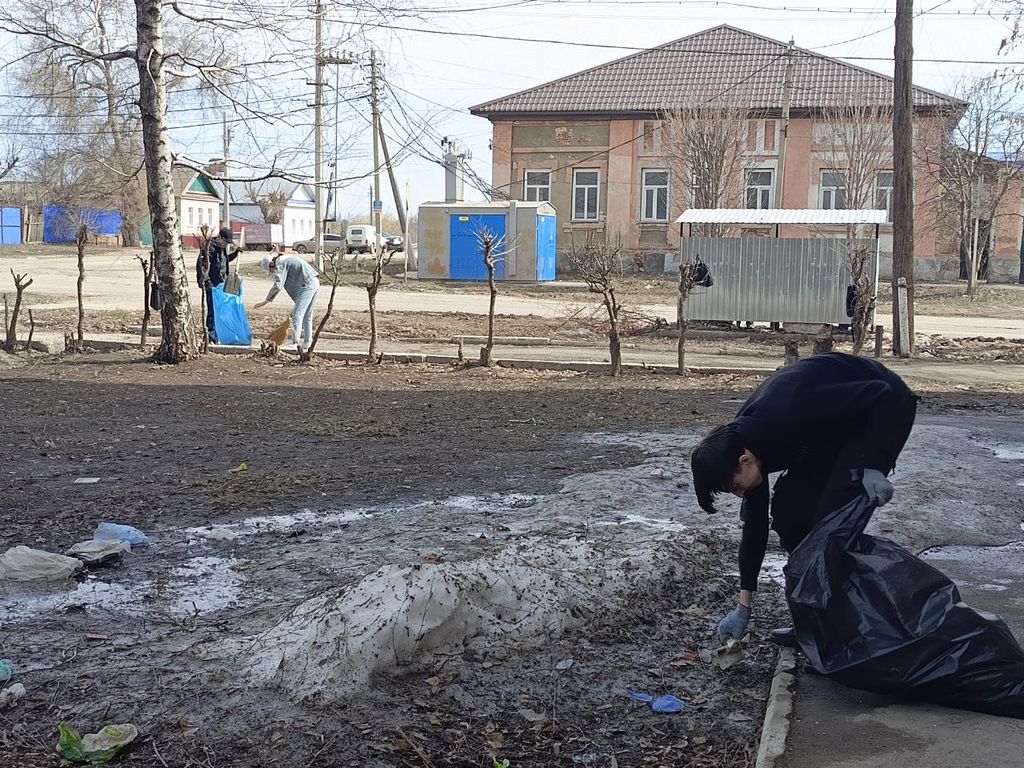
[369, 48, 383, 261]
[377, 113, 408, 268]
[892, 0, 915, 357]
[311, 4, 353, 269]
[313, 0, 325, 269]
[774, 37, 795, 209]
[222, 114, 231, 228]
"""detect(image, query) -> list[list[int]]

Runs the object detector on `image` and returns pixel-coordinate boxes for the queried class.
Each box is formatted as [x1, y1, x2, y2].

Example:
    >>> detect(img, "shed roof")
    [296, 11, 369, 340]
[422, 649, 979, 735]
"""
[676, 208, 889, 225]
[471, 25, 963, 118]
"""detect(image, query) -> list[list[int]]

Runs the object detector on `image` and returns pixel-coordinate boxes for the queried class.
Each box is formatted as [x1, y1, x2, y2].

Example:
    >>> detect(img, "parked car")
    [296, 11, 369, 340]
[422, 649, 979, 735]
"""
[346, 224, 378, 254]
[292, 233, 345, 255]
[382, 233, 404, 252]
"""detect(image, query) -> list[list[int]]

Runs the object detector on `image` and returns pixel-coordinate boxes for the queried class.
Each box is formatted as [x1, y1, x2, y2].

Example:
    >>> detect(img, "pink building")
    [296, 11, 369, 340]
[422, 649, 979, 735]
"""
[472, 25, 1023, 282]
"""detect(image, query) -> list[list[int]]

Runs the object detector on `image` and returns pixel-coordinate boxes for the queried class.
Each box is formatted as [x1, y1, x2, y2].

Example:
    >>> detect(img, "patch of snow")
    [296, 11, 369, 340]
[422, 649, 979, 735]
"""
[236, 538, 678, 701]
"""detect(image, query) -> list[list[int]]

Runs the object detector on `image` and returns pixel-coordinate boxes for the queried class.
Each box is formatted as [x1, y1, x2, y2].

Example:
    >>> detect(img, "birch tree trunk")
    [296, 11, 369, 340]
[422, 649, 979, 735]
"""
[135, 0, 198, 363]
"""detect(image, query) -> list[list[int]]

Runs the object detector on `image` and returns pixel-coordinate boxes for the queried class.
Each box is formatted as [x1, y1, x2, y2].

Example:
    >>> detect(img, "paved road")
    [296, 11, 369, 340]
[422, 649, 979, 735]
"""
[779, 413, 1024, 768]
[6, 249, 1024, 340]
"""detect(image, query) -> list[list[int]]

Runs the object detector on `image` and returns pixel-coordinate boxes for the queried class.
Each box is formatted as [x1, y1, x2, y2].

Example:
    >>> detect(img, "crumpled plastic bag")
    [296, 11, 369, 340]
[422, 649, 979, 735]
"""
[0, 546, 83, 582]
[67, 539, 130, 566]
[93, 523, 148, 547]
[57, 722, 138, 764]
[786, 483, 1024, 719]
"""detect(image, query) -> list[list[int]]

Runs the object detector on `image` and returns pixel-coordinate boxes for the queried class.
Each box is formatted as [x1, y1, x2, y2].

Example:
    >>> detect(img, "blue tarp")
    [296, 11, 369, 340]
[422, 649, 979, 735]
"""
[43, 205, 123, 243]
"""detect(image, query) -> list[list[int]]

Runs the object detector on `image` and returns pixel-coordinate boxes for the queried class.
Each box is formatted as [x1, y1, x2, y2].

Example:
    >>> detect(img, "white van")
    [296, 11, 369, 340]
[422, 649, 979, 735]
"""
[346, 224, 378, 255]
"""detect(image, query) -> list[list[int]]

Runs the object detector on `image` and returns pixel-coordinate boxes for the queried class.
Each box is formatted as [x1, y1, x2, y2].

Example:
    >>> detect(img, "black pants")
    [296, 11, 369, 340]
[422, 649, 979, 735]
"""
[204, 283, 217, 342]
[771, 393, 919, 553]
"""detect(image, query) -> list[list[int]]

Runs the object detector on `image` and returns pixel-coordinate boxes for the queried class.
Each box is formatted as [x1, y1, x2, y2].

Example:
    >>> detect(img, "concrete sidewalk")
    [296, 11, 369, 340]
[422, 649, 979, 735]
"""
[779, 542, 1024, 768]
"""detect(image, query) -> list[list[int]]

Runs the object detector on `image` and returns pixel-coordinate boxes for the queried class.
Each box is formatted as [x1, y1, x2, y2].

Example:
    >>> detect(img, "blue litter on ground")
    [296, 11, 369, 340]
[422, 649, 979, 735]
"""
[625, 690, 686, 713]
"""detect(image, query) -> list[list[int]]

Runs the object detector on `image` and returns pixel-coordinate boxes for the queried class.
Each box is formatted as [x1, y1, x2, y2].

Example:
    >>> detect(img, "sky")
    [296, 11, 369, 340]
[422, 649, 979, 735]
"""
[2, 0, 1022, 223]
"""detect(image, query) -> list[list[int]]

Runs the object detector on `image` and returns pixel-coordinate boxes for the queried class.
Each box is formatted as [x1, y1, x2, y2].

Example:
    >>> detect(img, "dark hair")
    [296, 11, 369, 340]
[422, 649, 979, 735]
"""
[690, 424, 745, 514]
[219, 227, 233, 242]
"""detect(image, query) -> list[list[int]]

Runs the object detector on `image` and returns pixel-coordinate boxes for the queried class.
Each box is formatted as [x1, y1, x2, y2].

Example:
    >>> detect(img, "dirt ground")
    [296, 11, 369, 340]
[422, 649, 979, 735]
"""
[1, 354, 1022, 768]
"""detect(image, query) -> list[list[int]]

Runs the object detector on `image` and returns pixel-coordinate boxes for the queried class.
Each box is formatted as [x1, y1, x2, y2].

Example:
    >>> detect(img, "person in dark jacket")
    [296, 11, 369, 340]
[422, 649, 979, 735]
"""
[690, 353, 918, 645]
[196, 227, 238, 343]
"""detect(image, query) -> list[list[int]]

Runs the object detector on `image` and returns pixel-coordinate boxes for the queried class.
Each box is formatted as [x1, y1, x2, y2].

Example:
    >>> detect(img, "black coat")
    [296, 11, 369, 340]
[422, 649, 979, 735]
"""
[196, 237, 237, 287]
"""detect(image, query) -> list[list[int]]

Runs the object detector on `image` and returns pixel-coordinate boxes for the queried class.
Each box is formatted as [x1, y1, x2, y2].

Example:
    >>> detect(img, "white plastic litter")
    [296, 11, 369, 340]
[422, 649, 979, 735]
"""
[0, 546, 83, 582]
[193, 527, 239, 542]
[93, 522, 149, 547]
[0, 683, 26, 708]
[67, 539, 131, 565]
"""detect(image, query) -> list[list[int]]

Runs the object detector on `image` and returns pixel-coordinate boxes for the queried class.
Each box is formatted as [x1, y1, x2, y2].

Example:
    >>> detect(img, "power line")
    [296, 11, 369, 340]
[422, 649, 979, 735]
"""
[356, 21, 1024, 65]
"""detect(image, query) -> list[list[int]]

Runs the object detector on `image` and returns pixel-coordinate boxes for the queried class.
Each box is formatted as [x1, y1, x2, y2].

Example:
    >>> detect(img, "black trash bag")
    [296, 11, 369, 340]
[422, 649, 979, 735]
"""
[785, 480, 1024, 719]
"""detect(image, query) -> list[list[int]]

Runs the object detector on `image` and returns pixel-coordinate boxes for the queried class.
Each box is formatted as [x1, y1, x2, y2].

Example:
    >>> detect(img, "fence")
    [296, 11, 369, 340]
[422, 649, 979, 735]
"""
[681, 237, 877, 326]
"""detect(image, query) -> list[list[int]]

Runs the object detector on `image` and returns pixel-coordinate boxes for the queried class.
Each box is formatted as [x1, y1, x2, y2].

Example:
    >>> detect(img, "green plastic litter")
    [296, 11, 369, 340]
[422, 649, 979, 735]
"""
[57, 722, 138, 764]
[0, 659, 11, 683]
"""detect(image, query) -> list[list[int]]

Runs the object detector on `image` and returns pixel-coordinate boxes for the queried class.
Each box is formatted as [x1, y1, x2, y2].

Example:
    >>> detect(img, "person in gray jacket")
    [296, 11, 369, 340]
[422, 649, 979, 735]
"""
[255, 251, 321, 352]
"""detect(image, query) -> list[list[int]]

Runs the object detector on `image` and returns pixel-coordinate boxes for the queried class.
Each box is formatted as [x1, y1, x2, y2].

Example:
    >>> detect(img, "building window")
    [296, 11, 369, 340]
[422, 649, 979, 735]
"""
[640, 169, 669, 222]
[524, 170, 551, 202]
[198, 207, 204, 226]
[572, 169, 600, 221]
[821, 171, 847, 210]
[745, 169, 774, 209]
[188, 207, 194, 226]
[875, 171, 894, 218]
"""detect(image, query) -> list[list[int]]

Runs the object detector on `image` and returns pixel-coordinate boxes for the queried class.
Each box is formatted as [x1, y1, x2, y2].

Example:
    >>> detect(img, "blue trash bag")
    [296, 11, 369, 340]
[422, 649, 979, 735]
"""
[211, 282, 252, 346]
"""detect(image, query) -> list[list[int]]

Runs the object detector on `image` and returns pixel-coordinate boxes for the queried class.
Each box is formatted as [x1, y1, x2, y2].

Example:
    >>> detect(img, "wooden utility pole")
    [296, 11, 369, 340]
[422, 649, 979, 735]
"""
[892, 0, 915, 356]
[774, 37, 795, 208]
[376, 115, 409, 272]
[370, 49, 383, 259]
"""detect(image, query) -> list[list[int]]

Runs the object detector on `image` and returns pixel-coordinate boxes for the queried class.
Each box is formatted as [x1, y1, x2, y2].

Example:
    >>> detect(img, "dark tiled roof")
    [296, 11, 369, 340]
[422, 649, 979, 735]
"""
[471, 25, 963, 117]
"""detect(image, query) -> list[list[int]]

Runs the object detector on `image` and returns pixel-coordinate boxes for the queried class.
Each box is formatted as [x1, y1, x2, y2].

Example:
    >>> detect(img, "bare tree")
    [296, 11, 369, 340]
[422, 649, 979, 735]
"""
[567, 234, 625, 377]
[136, 253, 156, 346]
[925, 75, 1024, 296]
[365, 247, 393, 362]
[676, 260, 700, 376]
[3, 270, 33, 352]
[74, 224, 87, 348]
[244, 181, 289, 225]
[474, 226, 508, 367]
[819, 96, 894, 353]
[661, 103, 748, 237]
[196, 224, 214, 354]
[0, 144, 17, 182]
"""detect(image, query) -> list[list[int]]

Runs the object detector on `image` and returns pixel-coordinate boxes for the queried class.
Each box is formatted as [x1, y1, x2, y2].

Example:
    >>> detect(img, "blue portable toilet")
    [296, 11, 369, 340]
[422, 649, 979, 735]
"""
[0, 207, 21, 245]
[418, 201, 557, 282]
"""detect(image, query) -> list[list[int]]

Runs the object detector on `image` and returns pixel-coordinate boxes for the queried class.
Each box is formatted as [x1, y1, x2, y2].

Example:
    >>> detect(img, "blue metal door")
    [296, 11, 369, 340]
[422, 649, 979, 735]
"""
[450, 213, 505, 280]
[0, 207, 21, 245]
[535, 214, 556, 280]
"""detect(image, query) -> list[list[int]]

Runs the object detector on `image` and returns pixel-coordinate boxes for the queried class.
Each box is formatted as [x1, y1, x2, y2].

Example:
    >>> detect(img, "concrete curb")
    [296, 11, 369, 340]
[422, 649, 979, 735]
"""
[78, 337, 778, 376]
[755, 648, 797, 768]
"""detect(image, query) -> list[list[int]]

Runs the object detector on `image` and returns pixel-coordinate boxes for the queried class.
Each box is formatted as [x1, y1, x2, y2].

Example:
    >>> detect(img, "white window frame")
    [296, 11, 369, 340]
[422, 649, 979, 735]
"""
[524, 169, 551, 202]
[572, 168, 600, 222]
[197, 206, 204, 226]
[875, 171, 894, 219]
[640, 168, 670, 222]
[821, 170, 848, 210]
[744, 168, 774, 210]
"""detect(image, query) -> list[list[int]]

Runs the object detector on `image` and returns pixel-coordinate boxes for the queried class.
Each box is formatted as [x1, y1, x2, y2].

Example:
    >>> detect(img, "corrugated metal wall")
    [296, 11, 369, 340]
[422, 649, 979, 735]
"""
[681, 237, 876, 325]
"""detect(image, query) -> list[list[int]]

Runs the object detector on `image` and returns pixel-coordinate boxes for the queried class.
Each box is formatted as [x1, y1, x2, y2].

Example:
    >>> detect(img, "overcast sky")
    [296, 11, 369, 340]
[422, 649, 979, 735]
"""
[3, 1, 1021, 225]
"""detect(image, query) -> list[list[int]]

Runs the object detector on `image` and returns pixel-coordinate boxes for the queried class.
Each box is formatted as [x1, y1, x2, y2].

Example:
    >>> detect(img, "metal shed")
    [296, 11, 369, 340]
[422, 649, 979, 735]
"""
[676, 209, 888, 326]
[417, 200, 557, 282]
